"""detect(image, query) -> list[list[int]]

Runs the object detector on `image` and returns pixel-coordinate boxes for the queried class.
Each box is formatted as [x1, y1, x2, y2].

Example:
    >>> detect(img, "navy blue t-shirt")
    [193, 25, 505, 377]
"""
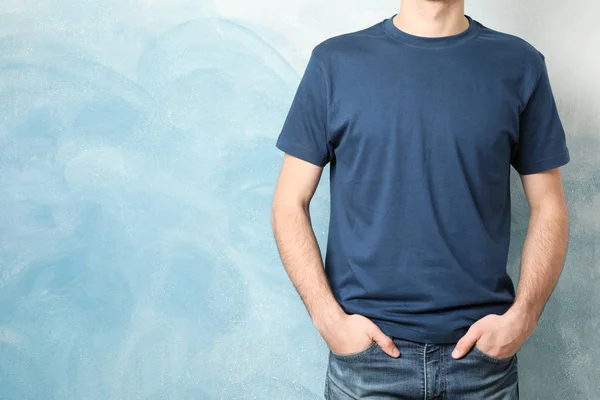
[275, 14, 570, 343]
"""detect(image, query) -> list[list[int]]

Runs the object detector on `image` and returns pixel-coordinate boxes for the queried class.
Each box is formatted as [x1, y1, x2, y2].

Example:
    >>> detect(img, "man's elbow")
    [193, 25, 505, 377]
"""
[271, 195, 310, 231]
[530, 195, 568, 220]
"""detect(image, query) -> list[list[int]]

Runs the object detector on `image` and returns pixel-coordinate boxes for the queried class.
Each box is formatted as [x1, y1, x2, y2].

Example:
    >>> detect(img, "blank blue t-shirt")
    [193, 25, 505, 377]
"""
[275, 14, 570, 344]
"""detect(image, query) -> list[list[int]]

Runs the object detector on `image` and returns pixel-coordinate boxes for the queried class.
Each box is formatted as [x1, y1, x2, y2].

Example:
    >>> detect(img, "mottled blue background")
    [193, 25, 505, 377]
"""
[0, 1, 598, 399]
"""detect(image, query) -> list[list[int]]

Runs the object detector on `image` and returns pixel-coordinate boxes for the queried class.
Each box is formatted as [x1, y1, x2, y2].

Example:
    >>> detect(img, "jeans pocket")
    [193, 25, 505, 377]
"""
[330, 341, 379, 360]
[472, 345, 515, 364]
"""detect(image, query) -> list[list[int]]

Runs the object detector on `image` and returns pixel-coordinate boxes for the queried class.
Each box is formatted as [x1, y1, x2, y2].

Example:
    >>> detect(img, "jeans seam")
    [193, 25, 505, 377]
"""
[441, 344, 446, 397]
[423, 343, 427, 400]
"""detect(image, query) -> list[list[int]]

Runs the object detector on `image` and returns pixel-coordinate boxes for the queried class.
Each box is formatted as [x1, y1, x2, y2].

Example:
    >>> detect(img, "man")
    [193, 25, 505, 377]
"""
[271, 0, 570, 398]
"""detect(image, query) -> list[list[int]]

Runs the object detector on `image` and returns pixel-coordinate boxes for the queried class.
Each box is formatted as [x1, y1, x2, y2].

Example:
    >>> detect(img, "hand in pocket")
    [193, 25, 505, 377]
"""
[318, 312, 400, 358]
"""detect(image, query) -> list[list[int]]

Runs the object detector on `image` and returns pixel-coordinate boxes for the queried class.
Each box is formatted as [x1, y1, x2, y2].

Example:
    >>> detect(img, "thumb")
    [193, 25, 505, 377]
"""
[369, 327, 400, 358]
[452, 326, 481, 359]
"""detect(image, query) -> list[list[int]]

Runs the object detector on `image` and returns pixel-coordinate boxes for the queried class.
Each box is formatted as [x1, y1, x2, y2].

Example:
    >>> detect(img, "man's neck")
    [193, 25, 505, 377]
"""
[394, 0, 469, 38]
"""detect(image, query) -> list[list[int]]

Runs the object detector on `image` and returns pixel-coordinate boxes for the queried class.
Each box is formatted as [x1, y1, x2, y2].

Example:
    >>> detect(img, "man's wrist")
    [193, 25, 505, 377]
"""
[506, 303, 539, 333]
[313, 305, 346, 335]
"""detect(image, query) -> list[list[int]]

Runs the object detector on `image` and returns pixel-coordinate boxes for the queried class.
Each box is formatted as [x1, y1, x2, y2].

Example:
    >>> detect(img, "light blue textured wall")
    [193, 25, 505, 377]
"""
[0, 1, 598, 399]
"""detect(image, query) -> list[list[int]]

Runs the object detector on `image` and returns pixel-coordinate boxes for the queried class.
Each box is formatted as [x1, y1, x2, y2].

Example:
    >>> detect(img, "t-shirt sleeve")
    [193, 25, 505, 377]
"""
[275, 49, 333, 167]
[510, 55, 570, 175]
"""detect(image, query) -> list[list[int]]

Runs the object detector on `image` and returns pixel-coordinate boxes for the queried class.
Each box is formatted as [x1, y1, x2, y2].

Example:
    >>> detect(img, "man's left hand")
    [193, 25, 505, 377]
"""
[451, 308, 538, 359]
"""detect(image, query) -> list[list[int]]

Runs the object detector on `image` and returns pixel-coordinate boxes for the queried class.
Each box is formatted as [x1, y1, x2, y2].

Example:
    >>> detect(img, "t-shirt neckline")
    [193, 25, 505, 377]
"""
[382, 13, 480, 49]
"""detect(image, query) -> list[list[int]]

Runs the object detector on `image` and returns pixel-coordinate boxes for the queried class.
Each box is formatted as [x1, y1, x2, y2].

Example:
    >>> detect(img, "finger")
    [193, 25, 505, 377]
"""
[452, 326, 481, 359]
[370, 330, 400, 358]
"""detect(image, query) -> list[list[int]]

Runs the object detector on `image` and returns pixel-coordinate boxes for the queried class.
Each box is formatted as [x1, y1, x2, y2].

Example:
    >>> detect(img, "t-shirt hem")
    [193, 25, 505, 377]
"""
[514, 149, 570, 175]
[372, 319, 467, 344]
[275, 137, 328, 167]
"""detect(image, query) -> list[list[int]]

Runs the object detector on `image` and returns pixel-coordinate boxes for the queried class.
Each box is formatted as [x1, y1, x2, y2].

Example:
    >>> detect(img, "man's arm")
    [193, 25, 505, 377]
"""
[509, 167, 569, 325]
[271, 153, 399, 357]
[452, 166, 569, 359]
[271, 153, 345, 333]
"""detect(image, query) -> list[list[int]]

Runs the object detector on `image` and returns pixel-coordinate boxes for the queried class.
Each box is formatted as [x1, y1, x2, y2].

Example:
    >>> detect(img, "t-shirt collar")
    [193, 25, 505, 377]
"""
[382, 13, 480, 49]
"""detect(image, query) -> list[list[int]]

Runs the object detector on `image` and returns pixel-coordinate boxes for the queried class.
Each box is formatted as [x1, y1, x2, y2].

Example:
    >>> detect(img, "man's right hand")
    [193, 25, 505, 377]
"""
[317, 312, 401, 358]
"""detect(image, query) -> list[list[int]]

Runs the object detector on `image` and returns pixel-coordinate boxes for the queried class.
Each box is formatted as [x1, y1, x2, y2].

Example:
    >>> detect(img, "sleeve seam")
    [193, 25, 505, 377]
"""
[520, 149, 569, 167]
[276, 135, 328, 167]
[514, 150, 570, 174]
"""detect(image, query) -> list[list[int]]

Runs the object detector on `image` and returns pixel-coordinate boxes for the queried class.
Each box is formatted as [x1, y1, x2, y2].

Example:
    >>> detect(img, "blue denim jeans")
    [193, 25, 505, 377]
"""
[325, 336, 518, 399]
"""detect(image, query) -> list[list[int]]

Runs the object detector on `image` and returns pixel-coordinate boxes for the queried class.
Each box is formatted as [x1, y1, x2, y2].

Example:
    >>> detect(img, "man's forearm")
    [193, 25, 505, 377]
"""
[509, 203, 569, 325]
[271, 204, 345, 332]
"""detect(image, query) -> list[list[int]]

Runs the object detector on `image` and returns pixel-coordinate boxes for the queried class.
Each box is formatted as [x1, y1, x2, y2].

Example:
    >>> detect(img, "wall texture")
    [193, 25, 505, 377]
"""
[0, 1, 598, 399]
